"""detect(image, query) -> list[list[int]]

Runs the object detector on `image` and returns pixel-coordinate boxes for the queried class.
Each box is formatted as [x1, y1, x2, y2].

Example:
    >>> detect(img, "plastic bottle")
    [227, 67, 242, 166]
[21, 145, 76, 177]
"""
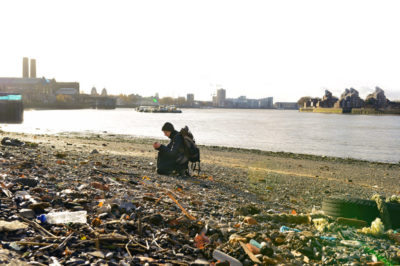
[212, 250, 243, 266]
[37, 211, 87, 224]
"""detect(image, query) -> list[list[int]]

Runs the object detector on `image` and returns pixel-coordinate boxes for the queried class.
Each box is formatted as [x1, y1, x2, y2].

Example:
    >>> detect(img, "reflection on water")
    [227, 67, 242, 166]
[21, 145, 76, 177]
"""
[2, 108, 400, 163]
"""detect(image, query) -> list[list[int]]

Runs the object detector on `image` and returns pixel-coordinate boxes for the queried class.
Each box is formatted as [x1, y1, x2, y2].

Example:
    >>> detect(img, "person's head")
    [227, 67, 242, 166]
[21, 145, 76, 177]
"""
[161, 122, 174, 137]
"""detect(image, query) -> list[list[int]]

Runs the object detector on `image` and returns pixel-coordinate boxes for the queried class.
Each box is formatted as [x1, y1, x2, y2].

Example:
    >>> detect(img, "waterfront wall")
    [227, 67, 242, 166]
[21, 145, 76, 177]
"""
[300, 107, 400, 115]
[300, 107, 345, 114]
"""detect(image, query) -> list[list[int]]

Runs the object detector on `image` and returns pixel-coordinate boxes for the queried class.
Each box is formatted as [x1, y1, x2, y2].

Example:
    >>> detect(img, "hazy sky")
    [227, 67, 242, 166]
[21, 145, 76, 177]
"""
[1, 0, 400, 101]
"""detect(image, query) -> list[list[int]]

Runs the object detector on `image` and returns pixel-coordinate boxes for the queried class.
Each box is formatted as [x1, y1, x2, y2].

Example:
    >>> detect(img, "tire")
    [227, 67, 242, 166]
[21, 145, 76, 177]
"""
[322, 197, 400, 228]
[386, 202, 400, 229]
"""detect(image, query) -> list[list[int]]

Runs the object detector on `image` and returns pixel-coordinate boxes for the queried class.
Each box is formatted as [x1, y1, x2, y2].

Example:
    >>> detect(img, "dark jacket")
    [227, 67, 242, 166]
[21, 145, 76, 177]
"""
[157, 130, 186, 163]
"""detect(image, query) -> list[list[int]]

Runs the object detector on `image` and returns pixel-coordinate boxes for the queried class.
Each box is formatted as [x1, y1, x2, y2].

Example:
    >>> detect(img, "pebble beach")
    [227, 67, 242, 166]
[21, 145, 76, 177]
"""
[1, 131, 400, 265]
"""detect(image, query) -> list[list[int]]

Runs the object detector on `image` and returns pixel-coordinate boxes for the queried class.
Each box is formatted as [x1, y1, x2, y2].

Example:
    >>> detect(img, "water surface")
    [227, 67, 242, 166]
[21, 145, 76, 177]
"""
[2, 108, 400, 163]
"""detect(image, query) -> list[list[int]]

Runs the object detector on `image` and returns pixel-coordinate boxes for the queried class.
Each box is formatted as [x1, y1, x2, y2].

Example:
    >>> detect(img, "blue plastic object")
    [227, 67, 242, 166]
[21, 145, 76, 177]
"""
[0, 95, 22, 101]
[249, 239, 262, 249]
[37, 214, 47, 223]
[280, 226, 301, 233]
[320, 236, 337, 241]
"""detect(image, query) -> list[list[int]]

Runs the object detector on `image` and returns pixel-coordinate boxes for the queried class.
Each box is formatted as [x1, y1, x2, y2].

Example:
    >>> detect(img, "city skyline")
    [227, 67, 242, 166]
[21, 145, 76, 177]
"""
[1, 0, 400, 102]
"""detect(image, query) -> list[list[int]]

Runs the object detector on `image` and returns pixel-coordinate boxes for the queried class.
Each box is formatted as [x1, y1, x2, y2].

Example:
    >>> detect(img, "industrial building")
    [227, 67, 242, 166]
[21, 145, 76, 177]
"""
[0, 58, 115, 109]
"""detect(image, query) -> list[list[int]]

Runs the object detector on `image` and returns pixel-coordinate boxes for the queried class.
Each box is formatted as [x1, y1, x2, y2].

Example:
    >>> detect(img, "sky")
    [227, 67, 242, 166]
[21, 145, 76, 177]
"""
[1, 0, 400, 102]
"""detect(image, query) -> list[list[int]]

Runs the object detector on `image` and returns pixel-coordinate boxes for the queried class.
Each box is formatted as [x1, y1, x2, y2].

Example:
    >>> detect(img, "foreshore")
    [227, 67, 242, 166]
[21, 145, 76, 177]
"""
[2, 131, 399, 211]
[1, 130, 400, 264]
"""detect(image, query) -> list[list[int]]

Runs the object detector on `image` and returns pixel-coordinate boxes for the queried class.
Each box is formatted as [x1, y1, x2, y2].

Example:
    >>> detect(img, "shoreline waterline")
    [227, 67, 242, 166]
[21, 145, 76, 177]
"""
[1, 108, 400, 163]
[2, 130, 399, 166]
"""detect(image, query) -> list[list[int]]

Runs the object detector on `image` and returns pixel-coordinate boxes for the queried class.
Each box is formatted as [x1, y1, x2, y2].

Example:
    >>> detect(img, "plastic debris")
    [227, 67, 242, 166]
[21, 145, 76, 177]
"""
[320, 235, 337, 241]
[358, 218, 385, 236]
[194, 232, 210, 249]
[37, 211, 87, 224]
[213, 249, 243, 266]
[336, 217, 367, 228]
[340, 240, 362, 247]
[313, 218, 329, 232]
[249, 239, 262, 249]
[229, 234, 247, 244]
[280, 225, 301, 233]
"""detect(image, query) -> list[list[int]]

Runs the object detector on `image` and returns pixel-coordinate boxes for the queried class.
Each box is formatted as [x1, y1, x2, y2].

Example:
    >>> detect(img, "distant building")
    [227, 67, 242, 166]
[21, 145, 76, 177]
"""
[225, 96, 274, 109]
[91, 87, 98, 96]
[22, 57, 29, 78]
[334, 88, 364, 109]
[55, 87, 79, 95]
[187, 93, 194, 102]
[101, 88, 107, 96]
[0, 77, 79, 106]
[0, 58, 118, 109]
[317, 90, 338, 108]
[274, 102, 298, 109]
[212, 95, 217, 106]
[30, 59, 36, 78]
[365, 87, 388, 108]
[216, 88, 226, 107]
[258, 97, 274, 109]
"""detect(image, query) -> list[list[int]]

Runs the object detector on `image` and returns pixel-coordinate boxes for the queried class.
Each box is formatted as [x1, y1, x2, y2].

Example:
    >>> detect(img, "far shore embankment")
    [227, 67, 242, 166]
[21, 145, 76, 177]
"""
[1, 130, 399, 213]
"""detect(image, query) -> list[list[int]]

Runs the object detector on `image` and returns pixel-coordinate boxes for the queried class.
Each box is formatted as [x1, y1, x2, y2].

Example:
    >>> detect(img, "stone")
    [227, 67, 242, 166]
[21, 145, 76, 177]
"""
[88, 251, 105, 259]
[148, 214, 163, 226]
[0, 220, 28, 232]
[15, 178, 38, 187]
[19, 208, 35, 218]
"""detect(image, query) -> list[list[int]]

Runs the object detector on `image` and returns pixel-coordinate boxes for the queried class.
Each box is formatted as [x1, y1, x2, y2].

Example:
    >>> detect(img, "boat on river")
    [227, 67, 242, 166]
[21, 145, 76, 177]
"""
[136, 105, 182, 113]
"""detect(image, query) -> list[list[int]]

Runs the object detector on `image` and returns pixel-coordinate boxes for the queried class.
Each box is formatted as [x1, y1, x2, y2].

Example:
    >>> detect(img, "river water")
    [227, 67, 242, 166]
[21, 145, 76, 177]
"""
[2, 108, 400, 163]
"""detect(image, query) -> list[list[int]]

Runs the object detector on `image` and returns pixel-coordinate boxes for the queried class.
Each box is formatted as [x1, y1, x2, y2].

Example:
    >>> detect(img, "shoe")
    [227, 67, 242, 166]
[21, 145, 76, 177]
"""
[178, 169, 190, 178]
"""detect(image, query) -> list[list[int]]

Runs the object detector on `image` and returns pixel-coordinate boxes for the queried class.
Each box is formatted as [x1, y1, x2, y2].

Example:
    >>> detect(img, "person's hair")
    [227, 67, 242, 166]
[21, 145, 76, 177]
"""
[162, 122, 174, 132]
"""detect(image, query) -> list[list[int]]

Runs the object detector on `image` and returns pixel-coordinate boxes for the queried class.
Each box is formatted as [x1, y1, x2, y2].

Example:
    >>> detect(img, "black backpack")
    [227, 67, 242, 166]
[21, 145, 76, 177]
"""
[180, 126, 201, 174]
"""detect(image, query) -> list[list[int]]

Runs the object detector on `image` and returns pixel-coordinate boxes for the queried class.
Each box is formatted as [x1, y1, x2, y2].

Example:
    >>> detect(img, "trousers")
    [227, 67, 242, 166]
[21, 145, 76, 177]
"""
[156, 151, 188, 175]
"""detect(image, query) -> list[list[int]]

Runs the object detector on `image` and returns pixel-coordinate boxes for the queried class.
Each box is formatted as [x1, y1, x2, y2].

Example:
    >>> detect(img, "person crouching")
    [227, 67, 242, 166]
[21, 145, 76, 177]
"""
[153, 122, 189, 176]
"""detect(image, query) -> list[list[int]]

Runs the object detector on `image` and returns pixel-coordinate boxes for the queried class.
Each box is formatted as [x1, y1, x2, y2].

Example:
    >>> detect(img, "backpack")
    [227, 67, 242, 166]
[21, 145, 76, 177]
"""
[180, 126, 201, 174]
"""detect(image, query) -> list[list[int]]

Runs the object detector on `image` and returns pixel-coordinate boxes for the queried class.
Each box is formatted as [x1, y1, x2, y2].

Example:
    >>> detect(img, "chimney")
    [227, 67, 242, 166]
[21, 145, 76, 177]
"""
[23, 57, 29, 78]
[30, 59, 36, 78]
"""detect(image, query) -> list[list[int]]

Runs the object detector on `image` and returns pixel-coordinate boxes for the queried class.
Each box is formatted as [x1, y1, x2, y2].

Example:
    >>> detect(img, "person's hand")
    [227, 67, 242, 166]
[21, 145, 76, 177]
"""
[153, 142, 161, 149]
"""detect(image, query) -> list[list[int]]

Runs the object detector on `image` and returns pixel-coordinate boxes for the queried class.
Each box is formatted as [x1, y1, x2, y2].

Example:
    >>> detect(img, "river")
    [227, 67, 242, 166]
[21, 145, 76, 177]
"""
[2, 108, 400, 163]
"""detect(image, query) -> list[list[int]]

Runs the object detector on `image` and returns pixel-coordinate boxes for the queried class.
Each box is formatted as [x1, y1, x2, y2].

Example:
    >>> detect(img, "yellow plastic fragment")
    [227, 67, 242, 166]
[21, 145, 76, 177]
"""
[313, 218, 329, 232]
[358, 218, 384, 236]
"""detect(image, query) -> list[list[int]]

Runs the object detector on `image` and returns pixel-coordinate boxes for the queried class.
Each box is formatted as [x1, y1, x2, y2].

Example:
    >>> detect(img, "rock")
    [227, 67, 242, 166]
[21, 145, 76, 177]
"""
[1, 137, 24, 147]
[0, 220, 28, 232]
[148, 214, 164, 226]
[243, 216, 258, 225]
[88, 251, 105, 259]
[14, 178, 38, 187]
[235, 204, 260, 216]
[260, 245, 274, 257]
[105, 252, 114, 259]
[19, 208, 35, 218]
[29, 202, 51, 213]
[91, 149, 99, 154]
